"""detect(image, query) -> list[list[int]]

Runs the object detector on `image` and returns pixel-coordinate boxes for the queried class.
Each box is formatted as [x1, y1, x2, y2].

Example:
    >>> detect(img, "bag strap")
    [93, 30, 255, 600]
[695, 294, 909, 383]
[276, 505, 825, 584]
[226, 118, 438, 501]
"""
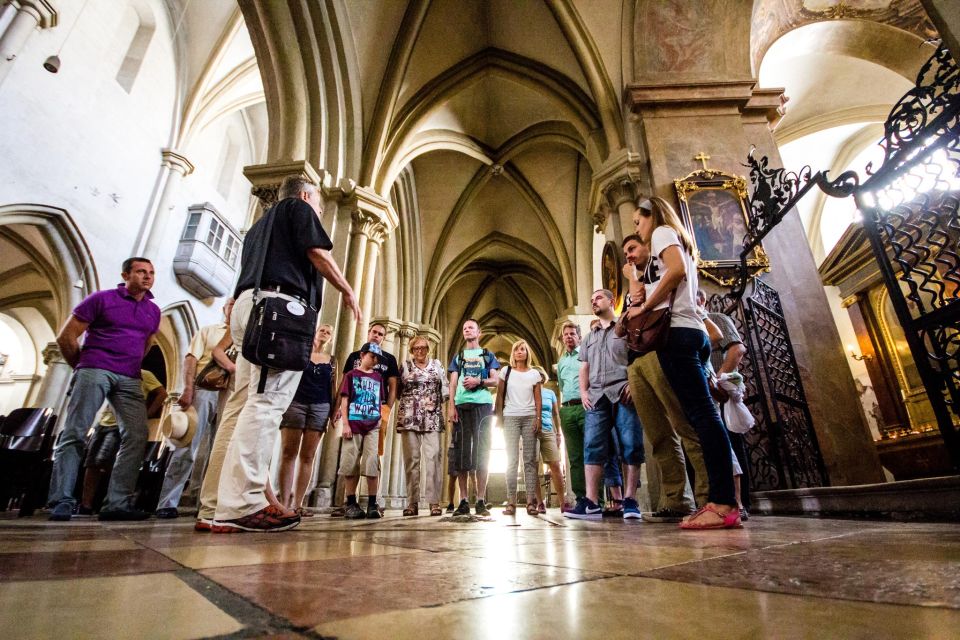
[251, 204, 279, 296]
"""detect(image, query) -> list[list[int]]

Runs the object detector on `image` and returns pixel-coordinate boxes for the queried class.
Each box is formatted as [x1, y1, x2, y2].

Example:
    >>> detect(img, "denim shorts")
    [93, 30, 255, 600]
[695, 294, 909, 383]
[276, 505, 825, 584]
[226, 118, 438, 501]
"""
[583, 395, 645, 466]
[280, 401, 330, 432]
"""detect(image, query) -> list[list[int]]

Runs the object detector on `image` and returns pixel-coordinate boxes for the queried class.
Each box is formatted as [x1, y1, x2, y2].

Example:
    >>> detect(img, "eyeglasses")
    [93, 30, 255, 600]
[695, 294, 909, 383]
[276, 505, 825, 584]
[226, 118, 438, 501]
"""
[411, 346, 428, 351]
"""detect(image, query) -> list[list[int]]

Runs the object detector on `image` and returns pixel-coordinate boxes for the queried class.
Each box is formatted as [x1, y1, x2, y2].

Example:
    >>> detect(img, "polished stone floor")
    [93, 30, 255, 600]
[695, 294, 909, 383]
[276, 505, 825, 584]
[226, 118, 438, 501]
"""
[1, 510, 958, 639]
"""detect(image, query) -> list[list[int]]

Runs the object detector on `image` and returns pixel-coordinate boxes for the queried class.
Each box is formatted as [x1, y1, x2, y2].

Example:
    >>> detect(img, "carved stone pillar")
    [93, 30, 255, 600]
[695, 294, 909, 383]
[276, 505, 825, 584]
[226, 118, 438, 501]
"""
[331, 185, 397, 358]
[243, 160, 325, 217]
[137, 149, 195, 261]
[34, 343, 72, 433]
[0, 0, 57, 62]
[588, 150, 647, 238]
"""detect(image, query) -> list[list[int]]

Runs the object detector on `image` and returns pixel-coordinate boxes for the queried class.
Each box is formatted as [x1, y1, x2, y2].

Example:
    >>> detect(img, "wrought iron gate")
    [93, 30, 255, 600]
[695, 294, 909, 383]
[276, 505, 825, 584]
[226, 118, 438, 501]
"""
[708, 282, 828, 491]
[739, 42, 960, 468]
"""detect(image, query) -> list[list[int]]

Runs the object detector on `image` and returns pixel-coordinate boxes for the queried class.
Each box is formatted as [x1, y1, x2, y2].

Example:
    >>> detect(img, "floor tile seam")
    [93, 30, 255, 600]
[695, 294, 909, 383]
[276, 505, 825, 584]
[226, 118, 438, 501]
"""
[173, 568, 327, 639]
[417, 572, 626, 609]
[0, 566, 180, 584]
[625, 571, 960, 612]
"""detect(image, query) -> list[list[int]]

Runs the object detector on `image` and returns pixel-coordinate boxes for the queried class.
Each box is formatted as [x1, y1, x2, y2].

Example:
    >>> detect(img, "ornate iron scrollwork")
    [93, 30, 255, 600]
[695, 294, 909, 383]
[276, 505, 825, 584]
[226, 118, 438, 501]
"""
[737, 41, 960, 467]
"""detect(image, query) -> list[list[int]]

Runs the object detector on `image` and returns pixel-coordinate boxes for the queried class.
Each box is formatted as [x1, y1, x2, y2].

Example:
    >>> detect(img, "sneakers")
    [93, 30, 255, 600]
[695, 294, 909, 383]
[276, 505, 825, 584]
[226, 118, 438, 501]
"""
[98, 509, 150, 521]
[194, 518, 213, 532]
[49, 502, 73, 521]
[644, 508, 691, 523]
[563, 497, 602, 520]
[453, 499, 471, 516]
[622, 498, 642, 520]
[211, 505, 300, 533]
[366, 505, 382, 520]
[739, 508, 750, 521]
[155, 507, 179, 519]
[344, 503, 366, 520]
[475, 499, 490, 517]
[445, 503, 455, 513]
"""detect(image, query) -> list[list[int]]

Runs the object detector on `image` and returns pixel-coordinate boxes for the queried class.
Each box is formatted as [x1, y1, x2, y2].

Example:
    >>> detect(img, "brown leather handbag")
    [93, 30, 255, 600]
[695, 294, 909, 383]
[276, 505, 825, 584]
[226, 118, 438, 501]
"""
[616, 289, 675, 356]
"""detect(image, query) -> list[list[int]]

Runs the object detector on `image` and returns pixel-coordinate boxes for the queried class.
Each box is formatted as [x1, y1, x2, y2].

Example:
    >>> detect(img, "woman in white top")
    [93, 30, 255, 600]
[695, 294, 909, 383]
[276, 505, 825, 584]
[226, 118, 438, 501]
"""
[626, 196, 740, 530]
[495, 339, 542, 516]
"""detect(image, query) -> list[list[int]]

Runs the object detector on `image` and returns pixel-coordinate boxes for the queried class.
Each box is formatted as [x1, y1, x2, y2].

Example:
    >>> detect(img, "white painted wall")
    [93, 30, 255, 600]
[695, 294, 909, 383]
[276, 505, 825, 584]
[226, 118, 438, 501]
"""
[0, 0, 265, 397]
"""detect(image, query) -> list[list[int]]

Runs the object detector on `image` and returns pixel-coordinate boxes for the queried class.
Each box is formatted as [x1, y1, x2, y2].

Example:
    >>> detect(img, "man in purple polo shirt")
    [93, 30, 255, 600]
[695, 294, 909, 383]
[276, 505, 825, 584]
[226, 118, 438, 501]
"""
[47, 257, 162, 521]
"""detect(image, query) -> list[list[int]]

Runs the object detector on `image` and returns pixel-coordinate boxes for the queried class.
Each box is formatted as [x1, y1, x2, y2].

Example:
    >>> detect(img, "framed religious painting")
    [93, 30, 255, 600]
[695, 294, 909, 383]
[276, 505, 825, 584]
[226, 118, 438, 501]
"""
[673, 168, 770, 287]
[600, 241, 625, 313]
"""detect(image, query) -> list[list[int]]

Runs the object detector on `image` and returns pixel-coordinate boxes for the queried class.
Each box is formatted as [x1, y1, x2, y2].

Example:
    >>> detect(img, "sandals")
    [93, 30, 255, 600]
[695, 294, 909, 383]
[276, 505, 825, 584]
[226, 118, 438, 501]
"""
[504, 504, 516, 515]
[402, 505, 419, 516]
[526, 503, 539, 516]
[295, 507, 315, 518]
[430, 504, 442, 516]
[679, 505, 742, 530]
[536, 502, 546, 514]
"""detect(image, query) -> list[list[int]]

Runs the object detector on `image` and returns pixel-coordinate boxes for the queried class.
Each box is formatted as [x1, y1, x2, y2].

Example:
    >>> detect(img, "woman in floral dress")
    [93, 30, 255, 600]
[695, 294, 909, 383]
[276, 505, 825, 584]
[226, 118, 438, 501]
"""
[397, 335, 449, 516]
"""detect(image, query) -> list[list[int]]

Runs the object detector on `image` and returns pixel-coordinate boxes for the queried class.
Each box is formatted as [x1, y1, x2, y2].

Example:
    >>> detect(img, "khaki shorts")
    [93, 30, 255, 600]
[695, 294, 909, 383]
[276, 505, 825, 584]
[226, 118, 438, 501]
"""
[536, 429, 562, 463]
[338, 429, 381, 477]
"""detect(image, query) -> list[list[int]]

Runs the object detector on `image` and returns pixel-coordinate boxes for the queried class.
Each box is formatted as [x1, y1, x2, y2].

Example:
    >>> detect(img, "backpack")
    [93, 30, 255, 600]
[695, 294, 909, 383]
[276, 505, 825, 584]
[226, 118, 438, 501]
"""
[455, 347, 493, 379]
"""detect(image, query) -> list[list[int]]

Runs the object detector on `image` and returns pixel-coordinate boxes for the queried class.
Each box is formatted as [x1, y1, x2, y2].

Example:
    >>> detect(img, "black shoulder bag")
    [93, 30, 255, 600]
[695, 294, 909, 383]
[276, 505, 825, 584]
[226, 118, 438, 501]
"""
[241, 204, 318, 393]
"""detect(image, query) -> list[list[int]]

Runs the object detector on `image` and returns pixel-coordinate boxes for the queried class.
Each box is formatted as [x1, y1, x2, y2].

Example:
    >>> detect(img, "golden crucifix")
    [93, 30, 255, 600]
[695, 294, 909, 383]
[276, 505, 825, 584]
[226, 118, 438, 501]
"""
[694, 152, 711, 171]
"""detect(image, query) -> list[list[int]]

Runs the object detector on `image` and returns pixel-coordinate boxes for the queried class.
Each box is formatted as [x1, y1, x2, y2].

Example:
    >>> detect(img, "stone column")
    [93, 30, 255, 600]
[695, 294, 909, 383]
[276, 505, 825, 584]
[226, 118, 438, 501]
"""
[33, 343, 72, 432]
[138, 149, 194, 260]
[0, 0, 57, 62]
[354, 228, 386, 347]
[331, 185, 397, 359]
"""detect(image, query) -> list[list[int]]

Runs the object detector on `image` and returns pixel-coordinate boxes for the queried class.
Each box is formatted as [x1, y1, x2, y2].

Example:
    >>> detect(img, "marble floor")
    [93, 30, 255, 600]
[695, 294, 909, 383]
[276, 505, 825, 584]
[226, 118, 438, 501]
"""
[1, 510, 958, 639]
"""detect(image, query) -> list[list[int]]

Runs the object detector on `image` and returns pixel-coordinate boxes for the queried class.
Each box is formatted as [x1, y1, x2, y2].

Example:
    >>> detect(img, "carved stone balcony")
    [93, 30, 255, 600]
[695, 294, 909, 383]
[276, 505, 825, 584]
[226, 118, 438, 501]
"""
[173, 203, 241, 299]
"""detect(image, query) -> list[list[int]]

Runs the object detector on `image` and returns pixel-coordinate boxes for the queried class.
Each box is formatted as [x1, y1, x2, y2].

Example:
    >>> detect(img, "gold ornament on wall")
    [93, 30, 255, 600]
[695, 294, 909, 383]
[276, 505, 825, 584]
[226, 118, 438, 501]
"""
[673, 153, 771, 287]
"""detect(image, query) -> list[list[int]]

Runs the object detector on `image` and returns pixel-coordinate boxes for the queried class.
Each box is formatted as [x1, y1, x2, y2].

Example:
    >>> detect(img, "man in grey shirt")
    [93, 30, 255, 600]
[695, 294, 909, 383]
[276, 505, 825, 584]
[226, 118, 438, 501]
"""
[564, 289, 645, 520]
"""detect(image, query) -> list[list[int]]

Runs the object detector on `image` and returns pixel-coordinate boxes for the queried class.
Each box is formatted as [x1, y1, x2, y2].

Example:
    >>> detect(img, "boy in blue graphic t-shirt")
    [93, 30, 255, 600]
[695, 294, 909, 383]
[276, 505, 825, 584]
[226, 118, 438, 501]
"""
[338, 342, 386, 519]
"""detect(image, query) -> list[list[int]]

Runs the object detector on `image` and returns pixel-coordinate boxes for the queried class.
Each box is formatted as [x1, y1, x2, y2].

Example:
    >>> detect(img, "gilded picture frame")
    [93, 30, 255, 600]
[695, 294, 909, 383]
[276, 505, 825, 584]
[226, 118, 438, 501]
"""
[673, 169, 771, 287]
[601, 241, 625, 313]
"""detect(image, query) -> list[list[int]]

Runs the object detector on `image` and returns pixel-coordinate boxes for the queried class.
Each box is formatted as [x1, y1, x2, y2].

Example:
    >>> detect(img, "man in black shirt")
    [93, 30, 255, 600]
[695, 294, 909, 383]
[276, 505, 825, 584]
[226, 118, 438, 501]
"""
[212, 175, 361, 533]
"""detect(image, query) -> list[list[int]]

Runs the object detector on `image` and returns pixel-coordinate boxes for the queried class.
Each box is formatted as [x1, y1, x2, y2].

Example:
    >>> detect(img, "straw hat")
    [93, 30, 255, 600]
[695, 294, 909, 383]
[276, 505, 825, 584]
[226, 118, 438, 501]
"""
[160, 404, 198, 448]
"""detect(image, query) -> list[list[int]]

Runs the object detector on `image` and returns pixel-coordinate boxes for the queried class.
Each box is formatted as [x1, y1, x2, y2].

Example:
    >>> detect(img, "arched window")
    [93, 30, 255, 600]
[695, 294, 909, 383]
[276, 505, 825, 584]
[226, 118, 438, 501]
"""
[115, 2, 156, 94]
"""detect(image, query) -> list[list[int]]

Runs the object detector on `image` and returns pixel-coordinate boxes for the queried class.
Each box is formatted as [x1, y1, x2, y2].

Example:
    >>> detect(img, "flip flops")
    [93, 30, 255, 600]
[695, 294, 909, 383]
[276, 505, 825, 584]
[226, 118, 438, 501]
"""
[679, 505, 742, 530]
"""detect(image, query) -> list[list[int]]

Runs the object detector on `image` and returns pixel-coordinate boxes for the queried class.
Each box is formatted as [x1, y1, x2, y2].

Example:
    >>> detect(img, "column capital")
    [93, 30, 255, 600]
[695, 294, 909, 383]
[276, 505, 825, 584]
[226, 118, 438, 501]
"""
[369, 316, 404, 337]
[588, 149, 647, 233]
[19, 1, 58, 28]
[161, 148, 195, 176]
[350, 210, 389, 244]
[339, 184, 398, 235]
[243, 160, 323, 211]
[42, 342, 65, 366]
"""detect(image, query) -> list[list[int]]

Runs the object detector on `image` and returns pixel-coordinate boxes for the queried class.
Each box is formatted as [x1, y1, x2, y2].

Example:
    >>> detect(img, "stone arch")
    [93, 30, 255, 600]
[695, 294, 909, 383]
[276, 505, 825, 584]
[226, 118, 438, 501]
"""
[0, 204, 99, 330]
[156, 300, 199, 392]
[426, 232, 566, 326]
[373, 47, 603, 193]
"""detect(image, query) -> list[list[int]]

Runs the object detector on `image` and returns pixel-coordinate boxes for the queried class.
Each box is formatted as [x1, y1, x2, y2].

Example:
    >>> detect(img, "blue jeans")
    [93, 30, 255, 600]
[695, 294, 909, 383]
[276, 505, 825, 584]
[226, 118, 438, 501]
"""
[584, 395, 645, 466]
[657, 327, 736, 507]
[156, 388, 221, 509]
[48, 368, 148, 511]
[603, 429, 623, 488]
